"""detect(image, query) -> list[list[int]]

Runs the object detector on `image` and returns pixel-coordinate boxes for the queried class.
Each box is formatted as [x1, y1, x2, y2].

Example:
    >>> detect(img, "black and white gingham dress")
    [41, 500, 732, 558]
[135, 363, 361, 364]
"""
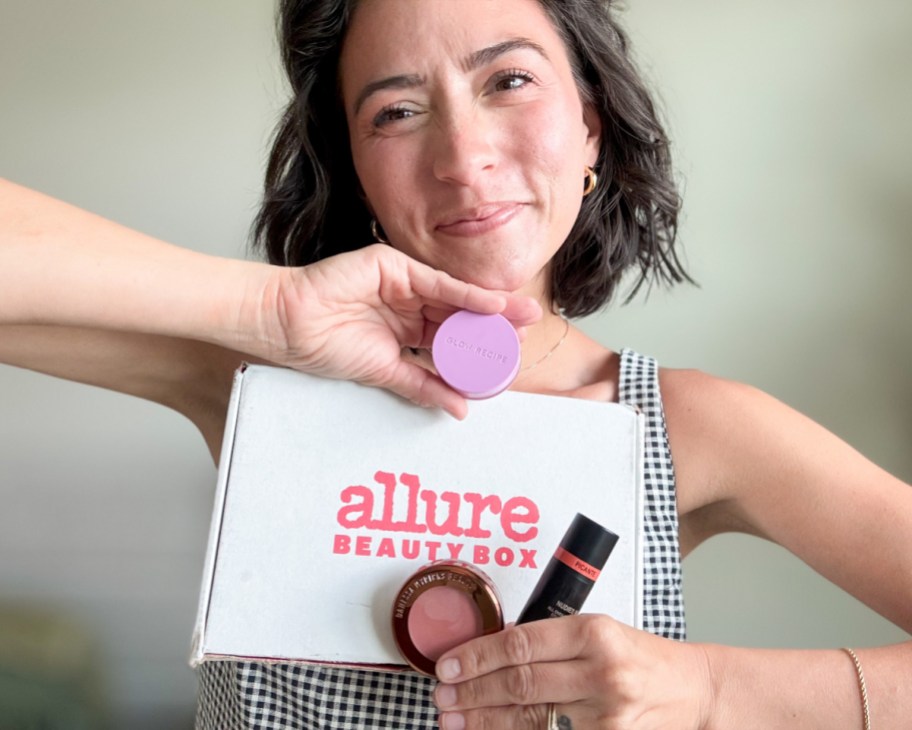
[195, 349, 685, 729]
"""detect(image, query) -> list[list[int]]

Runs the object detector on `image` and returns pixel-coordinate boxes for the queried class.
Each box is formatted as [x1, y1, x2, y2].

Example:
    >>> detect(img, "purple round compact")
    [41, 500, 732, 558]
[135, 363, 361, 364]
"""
[432, 310, 521, 399]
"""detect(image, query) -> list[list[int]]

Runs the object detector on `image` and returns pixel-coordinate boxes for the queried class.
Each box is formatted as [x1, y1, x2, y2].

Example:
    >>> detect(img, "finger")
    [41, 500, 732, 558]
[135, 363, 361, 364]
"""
[436, 616, 611, 683]
[421, 305, 461, 324]
[498, 296, 542, 327]
[434, 660, 583, 712]
[373, 358, 468, 420]
[406, 260, 507, 313]
[438, 703, 550, 730]
[405, 259, 542, 323]
[421, 305, 539, 335]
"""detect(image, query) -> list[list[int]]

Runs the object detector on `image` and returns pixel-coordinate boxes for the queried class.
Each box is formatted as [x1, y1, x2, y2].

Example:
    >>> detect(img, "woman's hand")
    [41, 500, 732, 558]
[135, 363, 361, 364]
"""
[1, 180, 539, 424]
[248, 244, 542, 419]
[433, 614, 714, 730]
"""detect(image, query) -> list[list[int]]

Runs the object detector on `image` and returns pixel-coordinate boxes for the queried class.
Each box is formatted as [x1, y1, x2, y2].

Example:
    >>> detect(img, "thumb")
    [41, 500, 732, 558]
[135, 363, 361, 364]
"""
[376, 359, 469, 420]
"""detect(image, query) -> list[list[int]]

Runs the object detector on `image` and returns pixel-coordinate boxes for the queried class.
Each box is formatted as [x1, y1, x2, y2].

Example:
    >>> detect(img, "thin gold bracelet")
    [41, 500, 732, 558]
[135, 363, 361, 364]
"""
[842, 647, 871, 730]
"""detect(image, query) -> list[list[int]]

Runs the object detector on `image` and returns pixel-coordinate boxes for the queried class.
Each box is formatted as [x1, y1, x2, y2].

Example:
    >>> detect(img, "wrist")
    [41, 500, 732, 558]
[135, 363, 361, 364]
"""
[209, 257, 290, 362]
[690, 642, 721, 730]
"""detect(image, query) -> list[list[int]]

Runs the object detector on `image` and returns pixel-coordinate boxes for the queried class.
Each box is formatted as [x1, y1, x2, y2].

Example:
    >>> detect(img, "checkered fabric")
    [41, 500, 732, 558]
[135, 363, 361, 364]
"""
[618, 349, 687, 641]
[195, 349, 685, 729]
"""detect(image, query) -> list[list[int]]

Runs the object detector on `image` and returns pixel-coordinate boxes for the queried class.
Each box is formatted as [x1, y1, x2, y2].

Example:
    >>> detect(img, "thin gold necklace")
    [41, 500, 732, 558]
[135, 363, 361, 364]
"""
[520, 318, 570, 371]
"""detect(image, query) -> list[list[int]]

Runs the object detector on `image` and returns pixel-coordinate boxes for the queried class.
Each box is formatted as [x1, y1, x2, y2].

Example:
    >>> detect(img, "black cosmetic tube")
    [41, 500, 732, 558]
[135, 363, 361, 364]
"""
[515, 513, 619, 624]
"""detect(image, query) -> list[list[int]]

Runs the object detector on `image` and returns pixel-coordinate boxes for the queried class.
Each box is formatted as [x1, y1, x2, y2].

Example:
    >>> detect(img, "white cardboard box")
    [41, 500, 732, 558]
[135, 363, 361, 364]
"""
[191, 365, 644, 669]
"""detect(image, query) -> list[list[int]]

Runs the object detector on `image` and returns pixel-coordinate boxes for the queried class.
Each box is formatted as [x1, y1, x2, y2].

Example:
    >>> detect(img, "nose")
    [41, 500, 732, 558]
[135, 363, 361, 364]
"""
[430, 106, 498, 187]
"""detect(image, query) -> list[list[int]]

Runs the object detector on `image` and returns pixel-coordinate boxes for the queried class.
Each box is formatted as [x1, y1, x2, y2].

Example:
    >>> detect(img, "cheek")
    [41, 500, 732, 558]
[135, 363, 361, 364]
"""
[356, 146, 419, 222]
[356, 148, 436, 261]
[519, 107, 589, 252]
[512, 102, 589, 186]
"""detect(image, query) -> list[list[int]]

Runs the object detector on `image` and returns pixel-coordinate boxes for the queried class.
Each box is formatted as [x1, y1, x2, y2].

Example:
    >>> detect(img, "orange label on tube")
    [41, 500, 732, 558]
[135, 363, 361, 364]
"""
[554, 547, 600, 581]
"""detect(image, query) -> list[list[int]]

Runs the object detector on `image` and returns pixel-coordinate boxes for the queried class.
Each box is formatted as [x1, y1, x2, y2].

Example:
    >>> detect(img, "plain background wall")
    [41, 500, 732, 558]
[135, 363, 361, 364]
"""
[1, 1, 909, 727]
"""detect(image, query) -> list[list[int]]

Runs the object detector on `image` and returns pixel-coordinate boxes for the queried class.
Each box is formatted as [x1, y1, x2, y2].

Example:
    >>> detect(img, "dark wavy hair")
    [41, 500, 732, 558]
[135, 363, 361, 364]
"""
[253, 0, 692, 317]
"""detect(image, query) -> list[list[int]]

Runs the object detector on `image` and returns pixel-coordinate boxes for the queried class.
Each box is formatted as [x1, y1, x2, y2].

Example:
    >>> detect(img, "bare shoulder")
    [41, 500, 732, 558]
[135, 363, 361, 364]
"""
[661, 367, 912, 629]
[659, 367, 838, 548]
[656, 368, 768, 541]
[657, 366, 773, 480]
[657, 366, 794, 450]
[658, 365, 872, 507]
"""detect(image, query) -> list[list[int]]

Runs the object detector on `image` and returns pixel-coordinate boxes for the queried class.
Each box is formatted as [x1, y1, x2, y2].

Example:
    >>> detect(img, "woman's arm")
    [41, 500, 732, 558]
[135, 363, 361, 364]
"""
[663, 368, 912, 727]
[0, 177, 263, 455]
[431, 618, 909, 729]
[0, 178, 542, 432]
[665, 370, 912, 628]
[0, 324, 244, 459]
[429, 370, 911, 729]
[0, 179, 267, 349]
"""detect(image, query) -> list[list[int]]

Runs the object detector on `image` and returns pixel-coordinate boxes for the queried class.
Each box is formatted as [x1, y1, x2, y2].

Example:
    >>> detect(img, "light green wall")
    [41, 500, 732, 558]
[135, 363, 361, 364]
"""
[1, 1, 909, 724]
[601, 1, 912, 648]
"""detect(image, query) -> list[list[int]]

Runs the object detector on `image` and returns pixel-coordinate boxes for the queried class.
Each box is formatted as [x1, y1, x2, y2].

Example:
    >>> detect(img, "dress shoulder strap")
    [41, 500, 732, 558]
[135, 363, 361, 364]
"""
[617, 349, 687, 640]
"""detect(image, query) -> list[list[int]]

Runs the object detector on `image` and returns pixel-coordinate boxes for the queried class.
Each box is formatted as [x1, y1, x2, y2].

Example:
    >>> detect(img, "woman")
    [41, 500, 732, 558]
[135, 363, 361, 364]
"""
[2, 0, 910, 729]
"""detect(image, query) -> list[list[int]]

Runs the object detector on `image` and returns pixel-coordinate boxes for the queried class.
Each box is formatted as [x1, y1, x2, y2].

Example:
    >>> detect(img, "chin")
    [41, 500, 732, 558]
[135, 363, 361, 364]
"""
[446, 261, 544, 296]
[399, 238, 551, 295]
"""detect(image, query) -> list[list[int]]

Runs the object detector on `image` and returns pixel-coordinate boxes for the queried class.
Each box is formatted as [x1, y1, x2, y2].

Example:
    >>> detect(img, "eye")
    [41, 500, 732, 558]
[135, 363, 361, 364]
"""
[373, 104, 418, 128]
[489, 68, 536, 93]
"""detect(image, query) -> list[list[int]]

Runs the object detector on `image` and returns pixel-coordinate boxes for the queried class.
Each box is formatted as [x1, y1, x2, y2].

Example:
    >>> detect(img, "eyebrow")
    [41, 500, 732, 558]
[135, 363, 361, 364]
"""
[353, 73, 424, 116]
[464, 37, 549, 72]
[352, 37, 549, 116]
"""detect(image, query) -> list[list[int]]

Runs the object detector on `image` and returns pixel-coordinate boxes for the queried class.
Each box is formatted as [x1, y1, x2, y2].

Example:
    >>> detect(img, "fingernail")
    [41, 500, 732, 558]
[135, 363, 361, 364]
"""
[437, 657, 461, 681]
[440, 711, 466, 730]
[434, 683, 457, 709]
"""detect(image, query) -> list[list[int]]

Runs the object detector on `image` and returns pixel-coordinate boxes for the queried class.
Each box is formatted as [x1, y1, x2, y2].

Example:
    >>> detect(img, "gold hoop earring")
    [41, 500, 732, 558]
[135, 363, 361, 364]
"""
[370, 219, 388, 244]
[583, 166, 598, 197]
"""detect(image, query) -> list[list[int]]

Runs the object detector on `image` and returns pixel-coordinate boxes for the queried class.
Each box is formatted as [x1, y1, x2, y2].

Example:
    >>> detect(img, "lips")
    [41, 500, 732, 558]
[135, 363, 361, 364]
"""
[435, 202, 525, 237]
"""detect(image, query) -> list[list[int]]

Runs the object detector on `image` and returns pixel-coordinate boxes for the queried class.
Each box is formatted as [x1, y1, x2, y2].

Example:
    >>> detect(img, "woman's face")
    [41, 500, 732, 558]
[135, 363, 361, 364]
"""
[339, 0, 601, 298]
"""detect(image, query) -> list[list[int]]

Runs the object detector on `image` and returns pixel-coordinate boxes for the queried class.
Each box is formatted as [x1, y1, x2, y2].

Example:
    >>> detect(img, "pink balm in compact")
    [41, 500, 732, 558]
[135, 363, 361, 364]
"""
[407, 586, 482, 661]
[432, 311, 521, 399]
[392, 560, 504, 677]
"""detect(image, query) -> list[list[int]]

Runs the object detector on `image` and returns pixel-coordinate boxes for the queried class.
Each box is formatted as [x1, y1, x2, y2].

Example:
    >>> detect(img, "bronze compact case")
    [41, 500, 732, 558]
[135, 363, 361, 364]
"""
[391, 560, 504, 677]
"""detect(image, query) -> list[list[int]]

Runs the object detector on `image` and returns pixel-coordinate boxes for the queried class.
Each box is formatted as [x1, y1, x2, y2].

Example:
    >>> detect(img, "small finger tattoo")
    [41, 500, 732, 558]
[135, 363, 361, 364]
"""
[557, 716, 573, 730]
